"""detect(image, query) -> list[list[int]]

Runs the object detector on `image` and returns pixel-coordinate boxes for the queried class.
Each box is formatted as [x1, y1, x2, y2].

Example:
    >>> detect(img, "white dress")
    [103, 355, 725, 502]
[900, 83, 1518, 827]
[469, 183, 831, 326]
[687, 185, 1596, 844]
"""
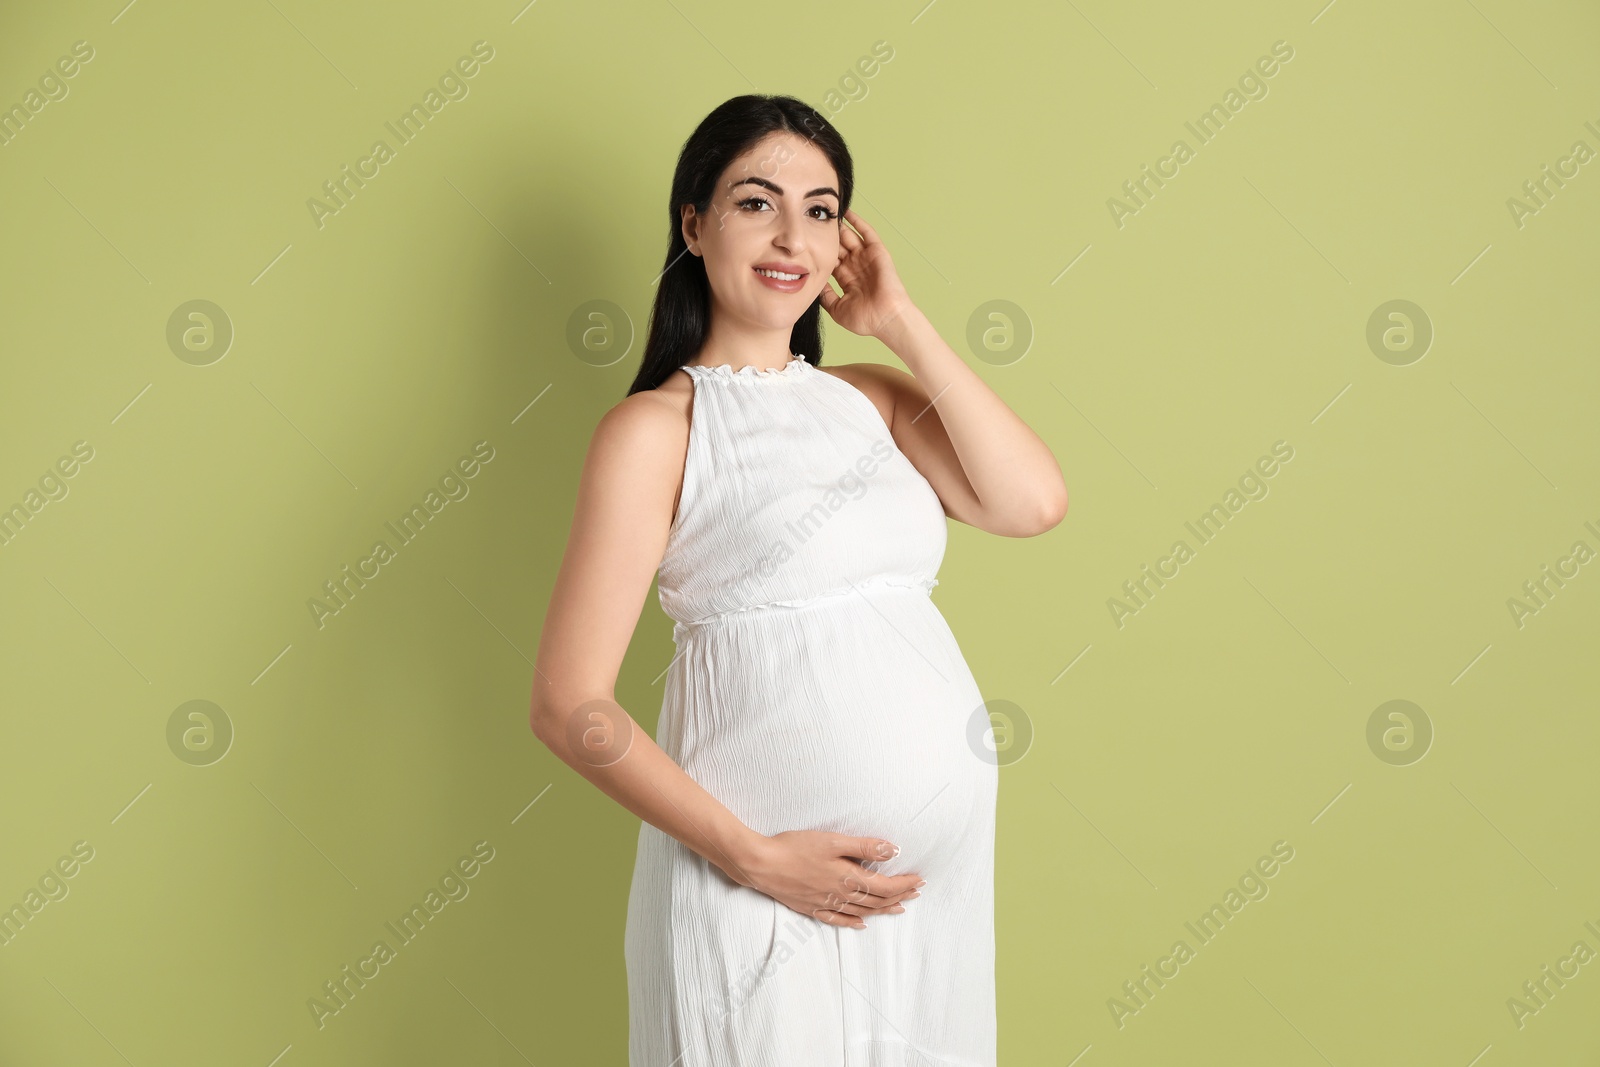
[625, 352, 998, 1066]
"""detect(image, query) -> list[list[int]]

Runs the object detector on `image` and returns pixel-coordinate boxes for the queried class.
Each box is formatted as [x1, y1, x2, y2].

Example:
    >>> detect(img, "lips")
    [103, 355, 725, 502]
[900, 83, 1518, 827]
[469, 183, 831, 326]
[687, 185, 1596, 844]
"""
[752, 264, 807, 293]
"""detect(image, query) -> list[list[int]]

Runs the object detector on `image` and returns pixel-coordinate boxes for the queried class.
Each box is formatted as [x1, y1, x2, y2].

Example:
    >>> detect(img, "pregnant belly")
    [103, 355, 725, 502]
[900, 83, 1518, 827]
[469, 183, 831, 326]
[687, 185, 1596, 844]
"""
[662, 590, 997, 878]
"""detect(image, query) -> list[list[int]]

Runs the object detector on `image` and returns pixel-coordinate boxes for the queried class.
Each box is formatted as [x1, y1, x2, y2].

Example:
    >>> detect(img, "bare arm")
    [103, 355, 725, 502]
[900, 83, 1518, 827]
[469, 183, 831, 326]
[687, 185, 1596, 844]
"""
[838, 353, 1068, 539]
[821, 210, 1069, 538]
[528, 393, 923, 926]
[528, 396, 761, 883]
[875, 304, 1069, 538]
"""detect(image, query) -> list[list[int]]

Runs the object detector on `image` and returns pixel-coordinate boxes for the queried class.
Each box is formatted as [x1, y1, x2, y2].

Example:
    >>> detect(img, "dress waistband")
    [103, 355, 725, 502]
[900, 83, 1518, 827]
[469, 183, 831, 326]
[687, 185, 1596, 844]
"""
[671, 575, 939, 642]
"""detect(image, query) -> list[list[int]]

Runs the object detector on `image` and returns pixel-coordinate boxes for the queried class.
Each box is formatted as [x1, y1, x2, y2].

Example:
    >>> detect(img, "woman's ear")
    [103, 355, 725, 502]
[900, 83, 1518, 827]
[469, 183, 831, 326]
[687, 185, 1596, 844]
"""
[680, 203, 700, 257]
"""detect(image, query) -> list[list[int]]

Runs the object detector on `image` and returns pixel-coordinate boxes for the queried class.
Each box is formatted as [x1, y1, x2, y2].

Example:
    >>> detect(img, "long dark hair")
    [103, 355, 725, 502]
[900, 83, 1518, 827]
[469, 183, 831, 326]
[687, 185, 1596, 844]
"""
[625, 94, 854, 397]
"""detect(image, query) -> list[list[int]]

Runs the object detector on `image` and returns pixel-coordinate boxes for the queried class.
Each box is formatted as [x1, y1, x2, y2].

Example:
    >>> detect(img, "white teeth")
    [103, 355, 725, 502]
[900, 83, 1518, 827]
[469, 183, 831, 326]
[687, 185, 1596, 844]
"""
[755, 268, 802, 281]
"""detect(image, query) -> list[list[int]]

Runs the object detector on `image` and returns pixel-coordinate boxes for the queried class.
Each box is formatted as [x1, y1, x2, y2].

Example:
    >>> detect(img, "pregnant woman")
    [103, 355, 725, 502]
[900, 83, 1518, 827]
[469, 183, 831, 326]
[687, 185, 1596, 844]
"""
[529, 94, 1068, 1065]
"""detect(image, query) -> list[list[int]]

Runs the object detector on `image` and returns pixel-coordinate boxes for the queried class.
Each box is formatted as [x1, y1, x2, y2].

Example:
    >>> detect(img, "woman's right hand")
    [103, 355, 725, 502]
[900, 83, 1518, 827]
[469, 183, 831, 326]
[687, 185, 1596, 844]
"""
[733, 830, 924, 930]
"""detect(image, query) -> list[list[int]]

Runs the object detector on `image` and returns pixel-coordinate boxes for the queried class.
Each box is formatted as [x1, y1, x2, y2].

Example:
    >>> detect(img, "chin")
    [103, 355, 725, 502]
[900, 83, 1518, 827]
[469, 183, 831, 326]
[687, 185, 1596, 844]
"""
[745, 293, 812, 321]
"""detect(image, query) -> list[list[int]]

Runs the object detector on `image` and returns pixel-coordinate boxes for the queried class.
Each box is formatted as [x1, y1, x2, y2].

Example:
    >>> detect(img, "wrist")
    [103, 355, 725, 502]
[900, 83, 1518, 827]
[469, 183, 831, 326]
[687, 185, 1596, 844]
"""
[875, 300, 927, 352]
[715, 826, 770, 888]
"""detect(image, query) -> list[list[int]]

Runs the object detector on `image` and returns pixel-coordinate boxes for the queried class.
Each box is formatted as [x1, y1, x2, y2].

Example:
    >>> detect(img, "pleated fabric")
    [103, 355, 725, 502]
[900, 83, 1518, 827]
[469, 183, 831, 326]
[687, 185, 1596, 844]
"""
[626, 353, 998, 1066]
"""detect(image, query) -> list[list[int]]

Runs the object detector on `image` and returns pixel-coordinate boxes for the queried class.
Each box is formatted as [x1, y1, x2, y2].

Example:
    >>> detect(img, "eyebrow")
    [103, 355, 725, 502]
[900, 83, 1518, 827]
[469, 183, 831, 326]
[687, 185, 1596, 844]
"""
[728, 176, 840, 201]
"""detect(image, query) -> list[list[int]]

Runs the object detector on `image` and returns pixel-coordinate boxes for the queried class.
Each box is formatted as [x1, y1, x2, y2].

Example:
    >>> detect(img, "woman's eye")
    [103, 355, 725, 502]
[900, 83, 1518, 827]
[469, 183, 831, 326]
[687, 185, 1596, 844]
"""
[737, 197, 836, 221]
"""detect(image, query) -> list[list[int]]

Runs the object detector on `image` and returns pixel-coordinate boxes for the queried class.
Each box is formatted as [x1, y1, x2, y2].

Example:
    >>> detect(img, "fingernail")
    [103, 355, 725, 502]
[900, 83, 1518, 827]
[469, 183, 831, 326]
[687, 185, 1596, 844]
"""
[888, 905, 905, 913]
[914, 879, 926, 888]
[904, 891, 920, 900]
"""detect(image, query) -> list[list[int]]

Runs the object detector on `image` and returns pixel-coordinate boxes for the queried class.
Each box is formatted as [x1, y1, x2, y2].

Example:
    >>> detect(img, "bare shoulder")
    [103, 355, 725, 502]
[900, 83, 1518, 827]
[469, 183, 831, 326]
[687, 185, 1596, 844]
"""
[589, 376, 690, 466]
[815, 360, 909, 428]
[579, 374, 694, 522]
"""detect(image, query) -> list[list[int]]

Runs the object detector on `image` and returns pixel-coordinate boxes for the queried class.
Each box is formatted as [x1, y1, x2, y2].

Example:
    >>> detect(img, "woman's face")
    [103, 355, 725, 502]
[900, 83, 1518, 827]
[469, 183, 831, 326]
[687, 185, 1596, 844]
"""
[682, 132, 842, 331]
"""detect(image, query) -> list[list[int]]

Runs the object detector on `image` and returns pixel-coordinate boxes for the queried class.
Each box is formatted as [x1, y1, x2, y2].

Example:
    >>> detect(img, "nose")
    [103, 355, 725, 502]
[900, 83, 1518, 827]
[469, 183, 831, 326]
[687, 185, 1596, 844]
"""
[773, 209, 805, 257]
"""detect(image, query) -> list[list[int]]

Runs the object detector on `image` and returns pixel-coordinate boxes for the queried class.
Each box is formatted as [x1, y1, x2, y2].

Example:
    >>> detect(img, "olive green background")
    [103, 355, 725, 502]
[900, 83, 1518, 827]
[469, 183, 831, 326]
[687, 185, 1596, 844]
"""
[2, 0, 1597, 1063]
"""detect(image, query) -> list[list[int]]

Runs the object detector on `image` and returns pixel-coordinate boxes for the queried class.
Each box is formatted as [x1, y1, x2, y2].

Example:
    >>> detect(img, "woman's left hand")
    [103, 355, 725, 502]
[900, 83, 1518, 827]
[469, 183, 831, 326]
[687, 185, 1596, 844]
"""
[819, 208, 916, 342]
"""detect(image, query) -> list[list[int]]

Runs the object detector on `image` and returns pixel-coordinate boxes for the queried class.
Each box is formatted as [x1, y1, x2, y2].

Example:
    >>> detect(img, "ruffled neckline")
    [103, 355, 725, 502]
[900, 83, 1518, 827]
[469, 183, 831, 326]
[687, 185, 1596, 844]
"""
[681, 353, 811, 381]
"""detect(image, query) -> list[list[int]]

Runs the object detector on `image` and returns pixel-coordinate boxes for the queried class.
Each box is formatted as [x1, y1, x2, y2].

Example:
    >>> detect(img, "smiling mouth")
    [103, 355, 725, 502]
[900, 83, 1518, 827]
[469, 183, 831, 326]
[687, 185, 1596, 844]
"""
[754, 267, 806, 281]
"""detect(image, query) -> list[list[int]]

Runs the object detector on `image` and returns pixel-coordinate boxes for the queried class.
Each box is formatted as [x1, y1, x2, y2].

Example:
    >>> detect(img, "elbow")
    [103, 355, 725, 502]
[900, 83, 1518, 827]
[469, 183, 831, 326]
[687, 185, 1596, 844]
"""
[1028, 488, 1069, 535]
[984, 489, 1068, 537]
[529, 675, 575, 742]
[529, 704, 567, 754]
[529, 692, 555, 742]
[530, 687, 626, 749]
